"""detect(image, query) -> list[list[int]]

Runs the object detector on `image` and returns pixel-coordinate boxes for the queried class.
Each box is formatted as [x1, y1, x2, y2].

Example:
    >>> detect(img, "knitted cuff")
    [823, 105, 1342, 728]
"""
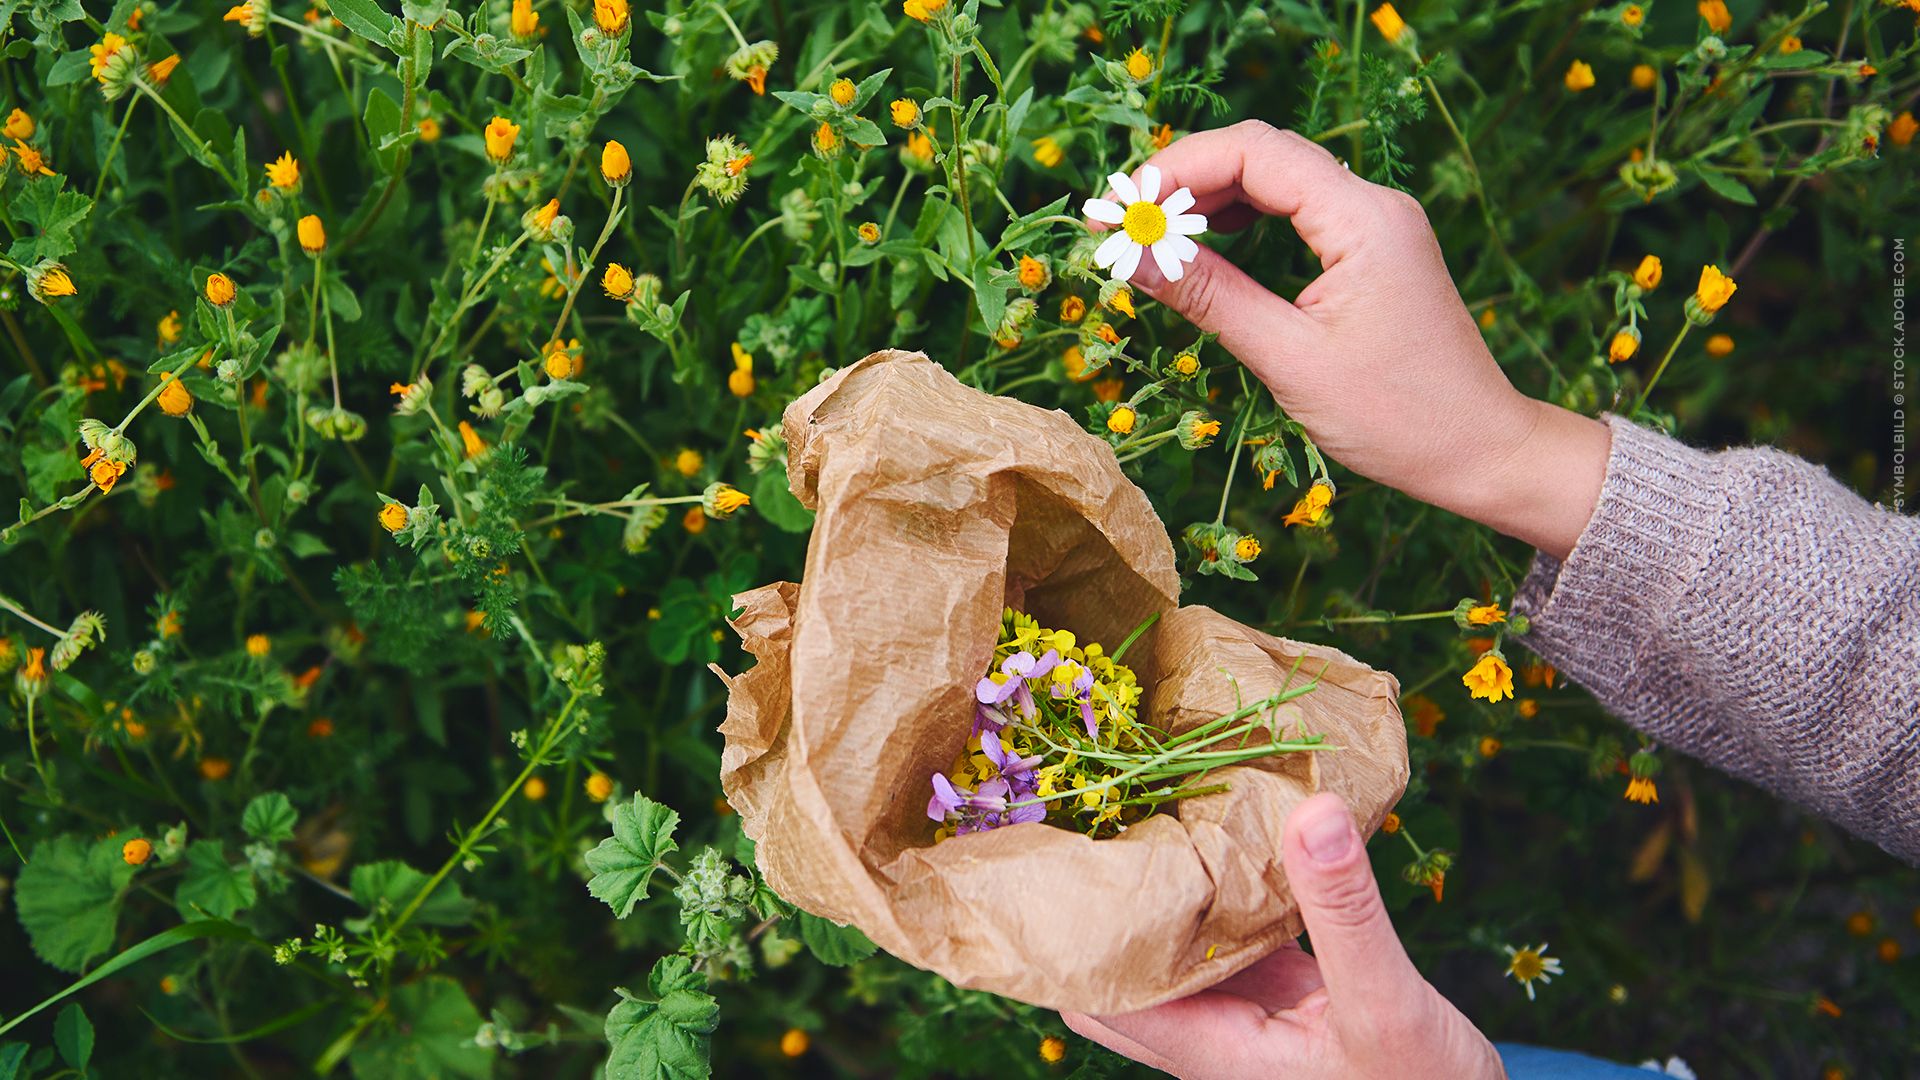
[1512, 416, 1729, 696]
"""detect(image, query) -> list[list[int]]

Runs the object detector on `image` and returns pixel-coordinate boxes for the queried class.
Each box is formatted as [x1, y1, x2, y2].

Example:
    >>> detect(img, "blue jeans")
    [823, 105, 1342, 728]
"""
[1497, 1043, 1663, 1078]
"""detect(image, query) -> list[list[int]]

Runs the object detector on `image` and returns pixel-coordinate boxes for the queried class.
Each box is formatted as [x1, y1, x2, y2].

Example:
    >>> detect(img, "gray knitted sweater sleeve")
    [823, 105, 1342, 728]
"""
[1513, 415, 1920, 864]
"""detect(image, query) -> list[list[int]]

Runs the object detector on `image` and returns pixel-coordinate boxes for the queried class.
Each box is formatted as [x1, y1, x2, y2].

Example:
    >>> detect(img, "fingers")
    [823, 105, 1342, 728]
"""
[1060, 1012, 1180, 1074]
[1129, 244, 1308, 375]
[1142, 120, 1378, 269]
[1283, 793, 1425, 1019]
[1215, 941, 1327, 1013]
[1082, 990, 1291, 1078]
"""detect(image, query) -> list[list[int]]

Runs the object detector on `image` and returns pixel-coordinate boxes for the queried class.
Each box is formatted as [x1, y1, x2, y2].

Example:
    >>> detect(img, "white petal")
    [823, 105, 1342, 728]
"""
[1093, 231, 1134, 269]
[1112, 243, 1143, 282]
[1136, 163, 1161, 204]
[1160, 187, 1195, 216]
[1106, 171, 1139, 205]
[1150, 241, 1183, 282]
[1165, 233, 1199, 261]
[1169, 213, 1208, 235]
[1082, 198, 1125, 224]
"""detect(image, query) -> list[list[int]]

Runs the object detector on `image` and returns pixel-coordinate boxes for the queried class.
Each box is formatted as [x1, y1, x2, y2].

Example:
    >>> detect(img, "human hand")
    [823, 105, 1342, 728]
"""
[1060, 793, 1504, 1080]
[1111, 121, 1609, 561]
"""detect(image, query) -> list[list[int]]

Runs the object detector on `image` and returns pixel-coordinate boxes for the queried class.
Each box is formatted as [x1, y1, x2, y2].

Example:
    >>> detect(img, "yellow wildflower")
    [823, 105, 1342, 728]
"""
[781, 1028, 810, 1057]
[543, 339, 581, 380]
[1233, 535, 1260, 562]
[674, 448, 703, 477]
[1151, 123, 1174, 150]
[158, 309, 182, 345]
[1032, 135, 1063, 168]
[586, 772, 615, 802]
[813, 122, 839, 156]
[124, 837, 154, 865]
[1284, 480, 1335, 527]
[729, 342, 755, 397]
[1038, 1036, 1065, 1064]
[12, 140, 52, 177]
[200, 756, 232, 780]
[1106, 405, 1136, 435]
[265, 151, 300, 190]
[3, 108, 33, 140]
[1369, 3, 1407, 42]
[511, 0, 539, 37]
[601, 139, 631, 186]
[1463, 654, 1515, 703]
[297, 213, 326, 255]
[1565, 60, 1595, 92]
[890, 98, 920, 127]
[524, 776, 548, 800]
[1106, 287, 1135, 318]
[157, 373, 193, 417]
[485, 116, 520, 163]
[29, 264, 76, 302]
[593, 0, 628, 34]
[1632, 254, 1662, 290]
[857, 221, 881, 243]
[1621, 4, 1643, 26]
[1608, 328, 1640, 363]
[458, 421, 486, 459]
[1706, 333, 1734, 358]
[829, 78, 856, 107]
[245, 633, 271, 657]
[903, 0, 947, 22]
[1124, 48, 1154, 81]
[1059, 296, 1086, 323]
[1698, 0, 1730, 32]
[704, 482, 751, 518]
[205, 272, 237, 307]
[1625, 775, 1658, 804]
[1467, 603, 1506, 626]
[1631, 63, 1657, 91]
[1692, 264, 1738, 314]
[1892, 112, 1917, 148]
[1017, 256, 1048, 290]
[378, 501, 408, 532]
[603, 262, 635, 300]
[418, 116, 443, 141]
[89, 33, 127, 83]
[1780, 35, 1802, 55]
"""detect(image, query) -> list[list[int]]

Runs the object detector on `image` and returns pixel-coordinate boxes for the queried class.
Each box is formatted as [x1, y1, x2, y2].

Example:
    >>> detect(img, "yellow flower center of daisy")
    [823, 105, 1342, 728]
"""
[1122, 200, 1167, 246]
[1509, 950, 1545, 981]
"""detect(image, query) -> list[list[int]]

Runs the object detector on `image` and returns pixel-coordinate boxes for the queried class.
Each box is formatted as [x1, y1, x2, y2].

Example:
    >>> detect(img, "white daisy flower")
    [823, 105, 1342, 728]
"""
[1502, 942, 1564, 1000]
[1082, 163, 1208, 284]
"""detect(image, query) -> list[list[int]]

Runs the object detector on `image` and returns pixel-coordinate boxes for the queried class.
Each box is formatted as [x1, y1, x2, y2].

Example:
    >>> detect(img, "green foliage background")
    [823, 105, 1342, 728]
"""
[0, 0, 1915, 1075]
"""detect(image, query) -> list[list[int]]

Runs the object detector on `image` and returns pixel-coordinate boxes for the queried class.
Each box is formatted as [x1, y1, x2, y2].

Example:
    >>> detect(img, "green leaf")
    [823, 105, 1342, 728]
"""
[44, 49, 90, 86]
[1694, 167, 1757, 206]
[0, 1043, 25, 1080]
[796, 911, 877, 967]
[175, 840, 258, 920]
[0, 921, 256, 1040]
[242, 791, 299, 843]
[52, 1003, 92, 1071]
[364, 87, 403, 171]
[14, 832, 138, 973]
[328, 0, 399, 49]
[349, 860, 476, 927]
[749, 465, 813, 533]
[348, 976, 492, 1080]
[8, 177, 93, 264]
[585, 794, 680, 918]
[604, 955, 717, 1080]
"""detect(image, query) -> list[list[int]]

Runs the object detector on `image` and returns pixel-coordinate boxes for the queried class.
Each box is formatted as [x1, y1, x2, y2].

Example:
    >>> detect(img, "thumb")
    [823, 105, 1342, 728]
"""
[1283, 793, 1424, 1015]
[1131, 244, 1309, 381]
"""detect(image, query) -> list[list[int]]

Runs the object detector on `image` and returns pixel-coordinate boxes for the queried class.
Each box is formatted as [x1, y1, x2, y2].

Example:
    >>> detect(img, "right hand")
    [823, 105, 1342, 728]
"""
[1114, 121, 1610, 561]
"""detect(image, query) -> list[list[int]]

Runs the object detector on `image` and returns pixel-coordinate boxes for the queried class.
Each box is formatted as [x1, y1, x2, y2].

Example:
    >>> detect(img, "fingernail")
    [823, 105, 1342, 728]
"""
[1302, 807, 1355, 864]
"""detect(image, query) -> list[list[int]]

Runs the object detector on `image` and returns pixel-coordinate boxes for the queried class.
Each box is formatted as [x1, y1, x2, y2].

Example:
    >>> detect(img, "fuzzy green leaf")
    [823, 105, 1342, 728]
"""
[175, 841, 258, 920]
[796, 911, 877, 967]
[586, 794, 680, 919]
[14, 832, 138, 973]
[349, 860, 476, 927]
[242, 791, 299, 843]
[52, 1004, 92, 1071]
[604, 955, 717, 1080]
[348, 975, 492, 1080]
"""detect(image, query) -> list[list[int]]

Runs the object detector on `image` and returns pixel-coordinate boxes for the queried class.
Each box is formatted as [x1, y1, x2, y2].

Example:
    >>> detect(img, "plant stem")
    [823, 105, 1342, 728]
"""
[1631, 320, 1694, 413]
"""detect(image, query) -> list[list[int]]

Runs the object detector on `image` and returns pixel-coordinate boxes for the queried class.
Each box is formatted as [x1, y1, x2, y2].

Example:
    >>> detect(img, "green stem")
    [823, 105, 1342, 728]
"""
[1631, 320, 1695, 413]
[90, 95, 140, 206]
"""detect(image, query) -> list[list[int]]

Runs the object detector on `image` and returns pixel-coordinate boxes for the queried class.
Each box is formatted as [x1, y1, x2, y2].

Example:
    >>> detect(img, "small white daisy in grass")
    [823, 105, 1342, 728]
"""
[1503, 942, 1564, 1000]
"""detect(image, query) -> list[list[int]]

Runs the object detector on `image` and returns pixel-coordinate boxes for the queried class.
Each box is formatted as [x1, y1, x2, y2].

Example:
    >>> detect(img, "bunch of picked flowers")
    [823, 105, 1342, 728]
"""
[930, 608, 1329, 840]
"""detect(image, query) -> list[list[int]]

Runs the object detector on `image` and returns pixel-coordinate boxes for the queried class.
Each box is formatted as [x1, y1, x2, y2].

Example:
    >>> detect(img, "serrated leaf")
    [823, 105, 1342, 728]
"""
[52, 1004, 91, 1071]
[14, 832, 137, 972]
[585, 794, 680, 918]
[242, 792, 298, 843]
[175, 840, 257, 920]
[604, 955, 717, 1080]
[348, 975, 492, 1080]
[349, 860, 475, 927]
[796, 911, 876, 967]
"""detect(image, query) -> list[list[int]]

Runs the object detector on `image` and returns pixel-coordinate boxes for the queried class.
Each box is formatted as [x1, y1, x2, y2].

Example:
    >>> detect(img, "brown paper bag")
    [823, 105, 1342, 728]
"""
[720, 349, 1408, 1014]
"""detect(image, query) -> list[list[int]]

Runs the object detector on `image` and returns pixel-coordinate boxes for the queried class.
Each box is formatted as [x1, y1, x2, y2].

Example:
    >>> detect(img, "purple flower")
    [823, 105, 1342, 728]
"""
[975, 649, 1060, 719]
[1050, 668, 1100, 737]
[928, 764, 1046, 833]
[981, 731, 1042, 796]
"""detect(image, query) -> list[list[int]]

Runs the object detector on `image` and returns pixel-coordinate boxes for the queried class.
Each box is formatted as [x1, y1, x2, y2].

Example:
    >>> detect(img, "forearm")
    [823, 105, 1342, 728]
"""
[1510, 416, 1920, 862]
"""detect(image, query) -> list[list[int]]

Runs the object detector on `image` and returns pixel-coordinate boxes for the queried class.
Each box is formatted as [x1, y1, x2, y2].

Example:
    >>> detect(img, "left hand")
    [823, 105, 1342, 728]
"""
[1060, 793, 1505, 1079]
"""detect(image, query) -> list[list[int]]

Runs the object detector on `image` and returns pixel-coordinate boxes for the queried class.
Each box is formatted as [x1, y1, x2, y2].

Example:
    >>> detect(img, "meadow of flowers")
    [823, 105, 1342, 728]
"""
[0, 0, 1915, 1075]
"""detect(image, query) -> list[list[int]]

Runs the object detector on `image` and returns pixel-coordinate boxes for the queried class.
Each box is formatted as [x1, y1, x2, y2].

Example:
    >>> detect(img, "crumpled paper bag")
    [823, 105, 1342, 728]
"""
[719, 349, 1408, 1015]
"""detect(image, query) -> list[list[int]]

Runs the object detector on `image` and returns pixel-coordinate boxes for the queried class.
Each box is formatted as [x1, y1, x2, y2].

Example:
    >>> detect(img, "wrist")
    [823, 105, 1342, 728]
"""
[1444, 396, 1610, 562]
